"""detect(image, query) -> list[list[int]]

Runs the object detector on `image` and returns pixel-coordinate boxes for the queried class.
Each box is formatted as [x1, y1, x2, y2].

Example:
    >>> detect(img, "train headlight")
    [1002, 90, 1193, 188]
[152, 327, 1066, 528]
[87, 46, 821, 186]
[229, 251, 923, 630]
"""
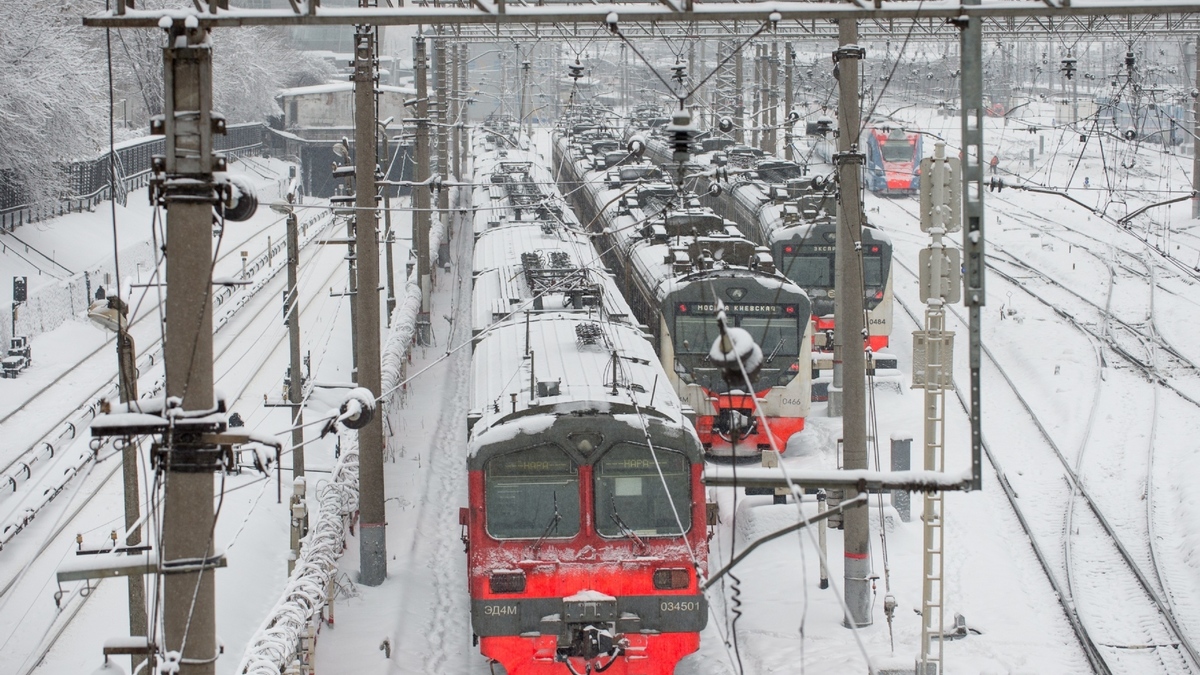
[489, 571, 527, 594]
[653, 568, 691, 590]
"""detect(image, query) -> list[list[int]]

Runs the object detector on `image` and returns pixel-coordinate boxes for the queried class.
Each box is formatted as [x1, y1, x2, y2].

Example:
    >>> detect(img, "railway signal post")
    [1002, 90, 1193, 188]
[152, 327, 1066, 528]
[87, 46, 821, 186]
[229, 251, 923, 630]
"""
[916, 142, 961, 673]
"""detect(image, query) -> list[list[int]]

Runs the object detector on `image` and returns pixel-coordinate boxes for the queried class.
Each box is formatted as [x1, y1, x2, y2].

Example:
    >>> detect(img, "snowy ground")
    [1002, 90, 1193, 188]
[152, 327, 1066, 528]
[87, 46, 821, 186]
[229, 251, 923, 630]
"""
[6, 100, 1200, 675]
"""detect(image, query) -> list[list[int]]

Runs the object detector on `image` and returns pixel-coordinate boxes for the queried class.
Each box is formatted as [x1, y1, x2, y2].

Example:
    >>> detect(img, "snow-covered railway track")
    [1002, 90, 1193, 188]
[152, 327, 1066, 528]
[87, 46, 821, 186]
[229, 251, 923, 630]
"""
[0, 212, 297, 492]
[890, 256, 1200, 675]
[0, 212, 332, 556]
[3, 230, 348, 675]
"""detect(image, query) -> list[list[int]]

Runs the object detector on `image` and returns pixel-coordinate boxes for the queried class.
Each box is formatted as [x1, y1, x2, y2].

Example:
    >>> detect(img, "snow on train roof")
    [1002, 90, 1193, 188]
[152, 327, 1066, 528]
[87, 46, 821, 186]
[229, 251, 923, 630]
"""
[467, 313, 684, 442]
[472, 133, 581, 236]
[471, 221, 636, 335]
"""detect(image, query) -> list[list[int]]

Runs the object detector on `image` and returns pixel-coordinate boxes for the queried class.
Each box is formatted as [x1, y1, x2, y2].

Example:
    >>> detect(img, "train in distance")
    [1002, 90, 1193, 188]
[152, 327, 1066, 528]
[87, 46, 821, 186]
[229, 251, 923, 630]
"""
[555, 106, 813, 458]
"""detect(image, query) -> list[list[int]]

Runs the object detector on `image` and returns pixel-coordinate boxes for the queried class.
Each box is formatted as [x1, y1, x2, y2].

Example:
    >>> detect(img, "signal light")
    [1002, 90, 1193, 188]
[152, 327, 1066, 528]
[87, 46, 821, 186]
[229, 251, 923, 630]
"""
[489, 571, 526, 594]
[783, 245, 794, 254]
[653, 568, 690, 590]
[785, 306, 796, 314]
[678, 304, 687, 312]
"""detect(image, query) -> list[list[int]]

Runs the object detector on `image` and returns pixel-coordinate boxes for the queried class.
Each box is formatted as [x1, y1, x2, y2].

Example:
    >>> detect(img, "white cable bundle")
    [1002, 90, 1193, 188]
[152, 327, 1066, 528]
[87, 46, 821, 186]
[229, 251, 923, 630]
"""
[237, 433, 360, 675]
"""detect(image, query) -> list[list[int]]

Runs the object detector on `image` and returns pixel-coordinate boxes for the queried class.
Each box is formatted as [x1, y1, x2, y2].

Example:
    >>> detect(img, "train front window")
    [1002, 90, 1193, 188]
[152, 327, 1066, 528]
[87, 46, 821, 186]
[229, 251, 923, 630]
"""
[595, 444, 691, 537]
[485, 445, 581, 539]
[782, 255, 833, 288]
[675, 316, 717, 355]
[881, 141, 913, 163]
[739, 316, 801, 361]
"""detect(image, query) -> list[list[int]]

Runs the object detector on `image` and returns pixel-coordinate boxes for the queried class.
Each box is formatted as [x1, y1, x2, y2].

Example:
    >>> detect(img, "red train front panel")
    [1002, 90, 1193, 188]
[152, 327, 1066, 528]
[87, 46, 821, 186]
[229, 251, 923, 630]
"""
[465, 433, 708, 675]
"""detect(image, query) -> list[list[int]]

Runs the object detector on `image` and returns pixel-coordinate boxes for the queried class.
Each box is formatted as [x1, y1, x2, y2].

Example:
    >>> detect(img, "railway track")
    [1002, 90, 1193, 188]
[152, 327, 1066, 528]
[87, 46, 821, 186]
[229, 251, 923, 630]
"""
[0, 208, 334, 552]
[3, 223, 349, 675]
[0, 208, 330, 506]
[884, 211, 1200, 674]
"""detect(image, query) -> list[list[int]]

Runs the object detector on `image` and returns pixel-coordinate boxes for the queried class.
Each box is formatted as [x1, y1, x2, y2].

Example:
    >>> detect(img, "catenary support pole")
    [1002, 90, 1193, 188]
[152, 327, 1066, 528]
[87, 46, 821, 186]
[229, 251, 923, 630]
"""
[834, 18, 872, 629]
[961, 0, 986, 494]
[1193, 37, 1199, 219]
[160, 24, 219, 675]
[354, 21, 387, 587]
[414, 34, 432, 342]
[116, 324, 145, 660]
[286, 210, 305, 481]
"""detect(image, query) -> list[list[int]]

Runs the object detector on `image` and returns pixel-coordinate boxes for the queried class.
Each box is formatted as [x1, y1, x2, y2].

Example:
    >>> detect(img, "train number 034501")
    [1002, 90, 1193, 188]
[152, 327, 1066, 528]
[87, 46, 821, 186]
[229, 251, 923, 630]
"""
[660, 600, 700, 613]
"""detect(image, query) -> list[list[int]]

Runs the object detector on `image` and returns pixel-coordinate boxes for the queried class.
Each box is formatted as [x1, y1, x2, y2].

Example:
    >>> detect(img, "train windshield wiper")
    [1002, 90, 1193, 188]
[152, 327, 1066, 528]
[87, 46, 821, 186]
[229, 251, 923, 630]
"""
[531, 491, 562, 554]
[764, 335, 785, 364]
[609, 497, 648, 554]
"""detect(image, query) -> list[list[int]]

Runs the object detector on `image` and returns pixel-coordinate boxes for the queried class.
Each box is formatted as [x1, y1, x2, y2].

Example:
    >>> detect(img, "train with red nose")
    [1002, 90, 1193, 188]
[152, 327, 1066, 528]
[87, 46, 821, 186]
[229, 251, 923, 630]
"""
[463, 117, 711, 675]
[553, 116, 813, 459]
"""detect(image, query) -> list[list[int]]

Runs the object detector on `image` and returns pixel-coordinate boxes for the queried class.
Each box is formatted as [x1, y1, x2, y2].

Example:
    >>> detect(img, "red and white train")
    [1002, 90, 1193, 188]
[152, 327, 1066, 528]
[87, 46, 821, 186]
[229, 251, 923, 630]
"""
[463, 116, 711, 675]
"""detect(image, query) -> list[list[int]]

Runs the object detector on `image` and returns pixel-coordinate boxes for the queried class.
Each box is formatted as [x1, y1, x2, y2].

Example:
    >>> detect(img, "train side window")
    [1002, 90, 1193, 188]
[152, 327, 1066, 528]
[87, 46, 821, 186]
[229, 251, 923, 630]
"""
[484, 445, 581, 539]
[594, 444, 691, 537]
[863, 255, 885, 288]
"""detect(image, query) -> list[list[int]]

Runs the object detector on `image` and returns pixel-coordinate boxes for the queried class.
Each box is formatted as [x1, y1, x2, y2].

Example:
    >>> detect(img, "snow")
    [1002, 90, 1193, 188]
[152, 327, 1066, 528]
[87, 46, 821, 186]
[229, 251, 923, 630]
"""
[7, 95, 1200, 675]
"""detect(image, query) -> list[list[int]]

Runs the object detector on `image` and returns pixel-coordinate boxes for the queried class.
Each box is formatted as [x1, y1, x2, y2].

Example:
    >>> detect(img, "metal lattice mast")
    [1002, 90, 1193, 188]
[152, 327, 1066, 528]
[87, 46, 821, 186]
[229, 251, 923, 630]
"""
[915, 141, 961, 673]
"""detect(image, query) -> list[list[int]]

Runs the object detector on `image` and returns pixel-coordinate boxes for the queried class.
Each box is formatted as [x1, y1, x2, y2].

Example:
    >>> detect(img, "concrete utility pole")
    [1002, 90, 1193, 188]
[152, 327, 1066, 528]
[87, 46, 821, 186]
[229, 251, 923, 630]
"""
[285, 209, 305, 480]
[353, 22, 387, 587]
[785, 43, 795, 162]
[160, 24, 220, 675]
[833, 19, 872, 629]
[115, 314, 146, 659]
[414, 35, 432, 340]
[1194, 38, 1199, 218]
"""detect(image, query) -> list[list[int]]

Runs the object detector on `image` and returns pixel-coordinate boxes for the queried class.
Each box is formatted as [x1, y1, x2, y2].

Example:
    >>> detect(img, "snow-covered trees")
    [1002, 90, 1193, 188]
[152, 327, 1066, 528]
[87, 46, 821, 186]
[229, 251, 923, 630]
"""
[0, 0, 334, 211]
[0, 1, 108, 207]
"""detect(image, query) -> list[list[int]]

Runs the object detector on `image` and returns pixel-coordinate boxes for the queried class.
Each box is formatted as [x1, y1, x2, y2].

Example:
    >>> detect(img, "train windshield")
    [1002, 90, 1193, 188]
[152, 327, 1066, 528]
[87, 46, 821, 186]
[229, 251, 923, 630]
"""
[674, 311, 801, 358]
[881, 140, 914, 163]
[595, 443, 691, 537]
[485, 445, 581, 539]
[740, 316, 801, 360]
[782, 255, 834, 288]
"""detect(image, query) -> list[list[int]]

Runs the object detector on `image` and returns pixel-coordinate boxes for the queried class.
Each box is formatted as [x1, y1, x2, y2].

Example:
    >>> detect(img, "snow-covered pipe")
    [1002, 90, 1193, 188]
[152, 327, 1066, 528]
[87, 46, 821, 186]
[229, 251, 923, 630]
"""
[237, 434, 359, 675]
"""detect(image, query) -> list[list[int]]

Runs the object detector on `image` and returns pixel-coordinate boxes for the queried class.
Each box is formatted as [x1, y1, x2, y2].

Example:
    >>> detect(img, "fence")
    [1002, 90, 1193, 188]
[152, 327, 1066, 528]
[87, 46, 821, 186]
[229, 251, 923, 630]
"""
[0, 123, 268, 231]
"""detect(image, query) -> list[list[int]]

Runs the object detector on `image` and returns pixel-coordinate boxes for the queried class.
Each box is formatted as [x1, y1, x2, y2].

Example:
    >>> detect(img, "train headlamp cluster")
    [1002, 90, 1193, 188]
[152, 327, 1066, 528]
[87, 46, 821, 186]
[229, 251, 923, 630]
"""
[490, 570, 527, 594]
[652, 568, 690, 590]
